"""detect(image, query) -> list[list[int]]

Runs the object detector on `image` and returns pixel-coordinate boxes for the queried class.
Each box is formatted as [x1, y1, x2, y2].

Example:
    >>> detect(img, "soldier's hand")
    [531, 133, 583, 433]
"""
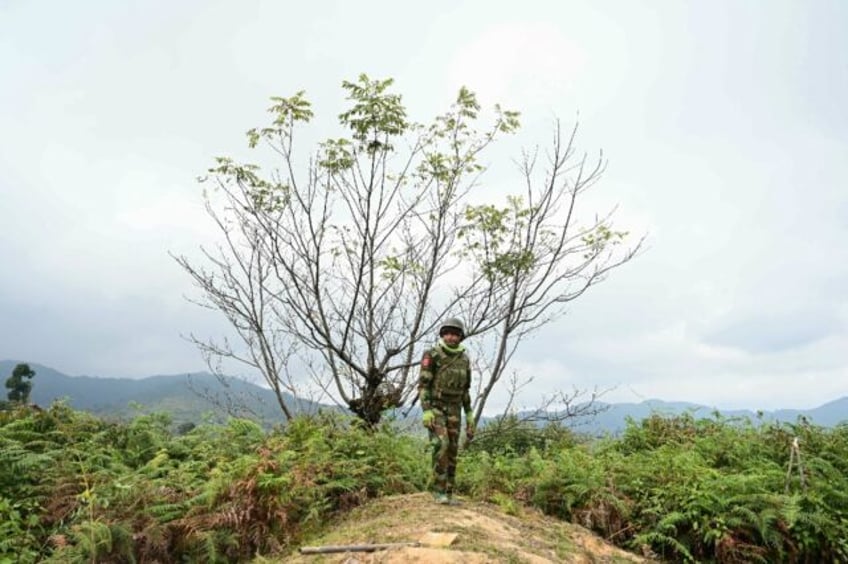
[465, 414, 475, 441]
[422, 410, 435, 430]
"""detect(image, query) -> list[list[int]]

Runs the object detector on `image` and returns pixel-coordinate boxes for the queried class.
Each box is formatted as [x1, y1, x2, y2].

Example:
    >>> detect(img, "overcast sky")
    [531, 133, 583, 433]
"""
[2, 1, 846, 414]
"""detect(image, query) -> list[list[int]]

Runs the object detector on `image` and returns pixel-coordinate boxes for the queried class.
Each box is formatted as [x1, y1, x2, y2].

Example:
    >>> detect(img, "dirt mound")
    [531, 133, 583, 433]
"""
[281, 493, 654, 563]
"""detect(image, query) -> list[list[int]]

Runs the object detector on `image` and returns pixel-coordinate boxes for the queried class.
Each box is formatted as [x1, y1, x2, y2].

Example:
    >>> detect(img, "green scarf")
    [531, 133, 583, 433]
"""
[438, 338, 465, 354]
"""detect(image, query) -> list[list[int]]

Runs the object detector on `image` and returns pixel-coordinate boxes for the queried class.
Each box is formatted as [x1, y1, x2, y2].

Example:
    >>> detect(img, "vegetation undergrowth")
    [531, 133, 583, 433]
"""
[458, 413, 848, 563]
[0, 404, 427, 563]
[2, 404, 847, 562]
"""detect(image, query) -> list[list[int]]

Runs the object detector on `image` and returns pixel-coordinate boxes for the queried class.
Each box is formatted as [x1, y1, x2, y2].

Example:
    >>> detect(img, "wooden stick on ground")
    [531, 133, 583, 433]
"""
[299, 542, 420, 554]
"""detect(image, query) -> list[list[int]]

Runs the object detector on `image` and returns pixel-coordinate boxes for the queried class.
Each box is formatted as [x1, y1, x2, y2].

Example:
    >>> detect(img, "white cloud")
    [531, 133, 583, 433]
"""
[1, 1, 846, 414]
[446, 21, 587, 110]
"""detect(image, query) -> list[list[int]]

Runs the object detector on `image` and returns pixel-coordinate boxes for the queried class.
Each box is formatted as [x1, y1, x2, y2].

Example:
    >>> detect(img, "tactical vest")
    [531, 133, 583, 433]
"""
[430, 346, 470, 402]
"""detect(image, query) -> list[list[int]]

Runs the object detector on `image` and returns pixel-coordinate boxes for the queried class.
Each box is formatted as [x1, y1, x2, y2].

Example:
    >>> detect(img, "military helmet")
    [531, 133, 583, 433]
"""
[439, 317, 465, 338]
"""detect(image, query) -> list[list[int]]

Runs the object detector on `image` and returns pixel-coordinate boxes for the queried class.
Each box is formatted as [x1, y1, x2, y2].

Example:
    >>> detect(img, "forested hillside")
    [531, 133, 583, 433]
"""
[3, 361, 846, 435]
[0, 361, 325, 427]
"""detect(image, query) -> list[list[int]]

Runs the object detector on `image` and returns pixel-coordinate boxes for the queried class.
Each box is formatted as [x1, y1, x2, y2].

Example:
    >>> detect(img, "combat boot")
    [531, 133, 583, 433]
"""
[432, 491, 450, 504]
[445, 492, 462, 506]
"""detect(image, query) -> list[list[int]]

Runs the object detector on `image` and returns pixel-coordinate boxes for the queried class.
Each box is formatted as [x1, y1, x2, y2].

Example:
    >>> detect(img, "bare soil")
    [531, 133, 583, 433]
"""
[275, 493, 655, 563]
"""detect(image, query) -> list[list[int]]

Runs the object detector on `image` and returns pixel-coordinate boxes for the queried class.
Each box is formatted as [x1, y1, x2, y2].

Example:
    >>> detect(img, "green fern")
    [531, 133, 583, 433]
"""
[633, 530, 695, 561]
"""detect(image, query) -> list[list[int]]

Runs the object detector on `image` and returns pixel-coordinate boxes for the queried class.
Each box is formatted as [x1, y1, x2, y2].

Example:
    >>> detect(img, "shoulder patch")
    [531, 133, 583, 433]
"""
[421, 352, 433, 369]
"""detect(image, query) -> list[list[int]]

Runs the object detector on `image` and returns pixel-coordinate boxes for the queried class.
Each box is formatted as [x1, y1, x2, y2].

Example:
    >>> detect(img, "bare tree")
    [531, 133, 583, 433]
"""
[456, 121, 645, 427]
[175, 75, 641, 426]
[174, 204, 302, 420]
[492, 369, 614, 428]
[465, 375, 614, 452]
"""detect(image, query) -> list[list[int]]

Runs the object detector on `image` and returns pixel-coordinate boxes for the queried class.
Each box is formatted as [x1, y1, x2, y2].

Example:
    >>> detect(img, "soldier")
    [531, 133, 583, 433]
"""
[418, 317, 475, 504]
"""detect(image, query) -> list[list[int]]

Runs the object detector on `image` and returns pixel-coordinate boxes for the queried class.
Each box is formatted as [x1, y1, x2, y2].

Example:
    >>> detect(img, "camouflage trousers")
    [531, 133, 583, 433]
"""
[427, 403, 462, 495]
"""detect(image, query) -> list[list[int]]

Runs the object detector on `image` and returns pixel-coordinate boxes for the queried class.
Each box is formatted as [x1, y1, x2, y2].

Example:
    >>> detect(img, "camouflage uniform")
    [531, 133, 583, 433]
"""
[418, 340, 472, 497]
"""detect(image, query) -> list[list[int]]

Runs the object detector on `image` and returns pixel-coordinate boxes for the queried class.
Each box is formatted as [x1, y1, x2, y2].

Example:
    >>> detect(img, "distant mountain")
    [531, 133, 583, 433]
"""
[568, 397, 848, 435]
[2, 360, 846, 433]
[769, 396, 848, 427]
[0, 360, 329, 426]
